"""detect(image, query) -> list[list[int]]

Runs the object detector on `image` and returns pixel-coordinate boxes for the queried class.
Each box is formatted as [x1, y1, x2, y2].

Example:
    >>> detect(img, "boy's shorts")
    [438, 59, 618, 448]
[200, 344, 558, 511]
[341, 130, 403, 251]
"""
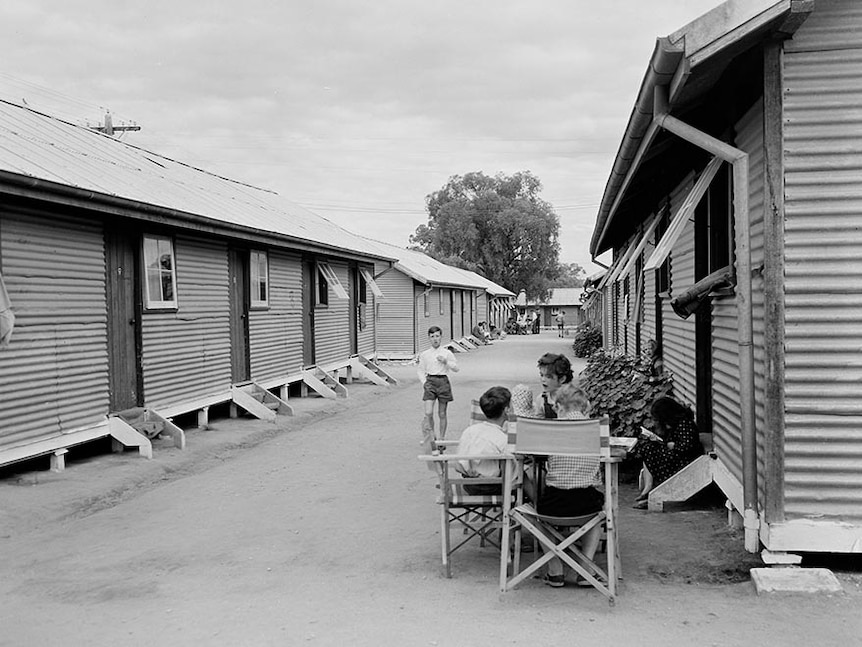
[423, 374, 453, 403]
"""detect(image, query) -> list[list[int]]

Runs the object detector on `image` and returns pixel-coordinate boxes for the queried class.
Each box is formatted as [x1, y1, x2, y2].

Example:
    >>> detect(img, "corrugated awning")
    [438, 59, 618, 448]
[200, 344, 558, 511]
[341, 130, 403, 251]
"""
[318, 262, 349, 299]
[359, 267, 384, 299]
[644, 155, 723, 271]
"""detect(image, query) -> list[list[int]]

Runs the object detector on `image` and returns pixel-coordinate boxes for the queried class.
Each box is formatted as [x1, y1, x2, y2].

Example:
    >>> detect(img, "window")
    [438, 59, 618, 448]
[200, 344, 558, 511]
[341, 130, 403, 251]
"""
[655, 208, 670, 295]
[143, 235, 177, 309]
[707, 163, 733, 274]
[316, 262, 349, 306]
[316, 266, 329, 306]
[358, 267, 384, 299]
[250, 250, 269, 308]
[357, 270, 367, 304]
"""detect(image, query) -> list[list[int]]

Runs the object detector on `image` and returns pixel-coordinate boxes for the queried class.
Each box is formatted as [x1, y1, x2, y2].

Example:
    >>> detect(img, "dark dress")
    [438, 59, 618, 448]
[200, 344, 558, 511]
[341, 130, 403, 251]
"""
[631, 416, 703, 485]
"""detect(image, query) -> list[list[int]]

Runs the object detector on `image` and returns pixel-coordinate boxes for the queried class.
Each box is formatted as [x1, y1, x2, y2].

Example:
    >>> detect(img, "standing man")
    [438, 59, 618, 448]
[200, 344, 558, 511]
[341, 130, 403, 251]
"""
[417, 326, 459, 446]
[555, 310, 566, 337]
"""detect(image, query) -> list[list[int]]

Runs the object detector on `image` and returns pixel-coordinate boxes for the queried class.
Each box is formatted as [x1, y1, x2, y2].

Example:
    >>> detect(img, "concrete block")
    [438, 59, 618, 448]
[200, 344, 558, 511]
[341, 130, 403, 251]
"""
[751, 567, 843, 595]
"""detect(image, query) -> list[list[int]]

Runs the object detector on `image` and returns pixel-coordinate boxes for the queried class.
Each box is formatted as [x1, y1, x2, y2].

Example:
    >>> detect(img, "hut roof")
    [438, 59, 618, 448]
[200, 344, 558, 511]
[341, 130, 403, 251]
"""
[0, 100, 394, 262]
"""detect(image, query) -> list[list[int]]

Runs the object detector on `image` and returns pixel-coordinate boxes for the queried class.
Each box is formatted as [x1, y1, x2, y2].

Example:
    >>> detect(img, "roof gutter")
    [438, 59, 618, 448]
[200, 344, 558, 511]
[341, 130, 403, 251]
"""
[653, 85, 759, 553]
[0, 171, 396, 265]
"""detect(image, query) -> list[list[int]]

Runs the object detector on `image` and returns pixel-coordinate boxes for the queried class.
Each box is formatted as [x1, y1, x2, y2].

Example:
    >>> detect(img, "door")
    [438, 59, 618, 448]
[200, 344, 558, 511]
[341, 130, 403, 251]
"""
[301, 260, 316, 366]
[228, 248, 251, 382]
[105, 226, 142, 411]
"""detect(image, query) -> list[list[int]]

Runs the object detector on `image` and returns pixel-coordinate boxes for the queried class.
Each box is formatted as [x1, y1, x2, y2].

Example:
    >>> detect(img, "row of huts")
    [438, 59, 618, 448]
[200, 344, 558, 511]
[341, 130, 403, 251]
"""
[589, 0, 862, 557]
[0, 99, 511, 470]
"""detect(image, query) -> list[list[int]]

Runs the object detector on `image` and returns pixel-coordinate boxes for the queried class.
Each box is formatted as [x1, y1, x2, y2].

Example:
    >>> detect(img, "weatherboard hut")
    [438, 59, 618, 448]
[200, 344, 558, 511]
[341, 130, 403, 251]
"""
[589, 0, 862, 558]
[0, 100, 395, 471]
[362, 240, 489, 360]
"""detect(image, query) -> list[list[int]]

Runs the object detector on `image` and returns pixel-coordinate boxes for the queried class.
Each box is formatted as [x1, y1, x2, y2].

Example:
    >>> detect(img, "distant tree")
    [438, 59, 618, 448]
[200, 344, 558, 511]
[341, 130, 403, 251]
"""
[553, 262, 586, 288]
[410, 171, 560, 300]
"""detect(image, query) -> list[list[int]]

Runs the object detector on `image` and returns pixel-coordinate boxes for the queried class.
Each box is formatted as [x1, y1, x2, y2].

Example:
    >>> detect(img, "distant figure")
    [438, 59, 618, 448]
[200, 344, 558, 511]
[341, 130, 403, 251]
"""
[417, 326, 459, 446]
[531, 309, 540, 334]
[555, 310, 566, 337]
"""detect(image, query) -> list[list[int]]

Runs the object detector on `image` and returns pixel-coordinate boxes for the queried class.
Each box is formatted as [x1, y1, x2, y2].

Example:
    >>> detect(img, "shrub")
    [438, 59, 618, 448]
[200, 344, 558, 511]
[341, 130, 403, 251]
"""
[571, 322, 602, 357]
[579, 349, 673, 437]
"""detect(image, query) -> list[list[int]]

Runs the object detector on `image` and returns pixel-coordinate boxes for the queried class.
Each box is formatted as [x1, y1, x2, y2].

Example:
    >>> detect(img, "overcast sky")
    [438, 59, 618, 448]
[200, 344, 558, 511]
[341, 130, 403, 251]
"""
[1, 0, 721, 275]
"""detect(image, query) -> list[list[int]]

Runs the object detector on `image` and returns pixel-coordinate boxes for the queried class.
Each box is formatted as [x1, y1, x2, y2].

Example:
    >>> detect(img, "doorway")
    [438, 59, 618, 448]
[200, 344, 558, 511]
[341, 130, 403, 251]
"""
[105, 226, 142, 411]
[228, 247, 251, 382]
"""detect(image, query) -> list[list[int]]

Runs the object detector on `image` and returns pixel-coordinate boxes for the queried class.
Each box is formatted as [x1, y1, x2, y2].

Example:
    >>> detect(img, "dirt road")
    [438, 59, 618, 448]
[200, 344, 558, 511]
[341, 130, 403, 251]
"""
[1, 333, 859, 646]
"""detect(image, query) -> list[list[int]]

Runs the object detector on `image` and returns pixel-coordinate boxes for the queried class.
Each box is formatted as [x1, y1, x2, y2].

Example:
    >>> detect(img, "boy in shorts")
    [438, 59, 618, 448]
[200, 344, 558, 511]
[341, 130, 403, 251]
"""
[417, 326, 459, 446]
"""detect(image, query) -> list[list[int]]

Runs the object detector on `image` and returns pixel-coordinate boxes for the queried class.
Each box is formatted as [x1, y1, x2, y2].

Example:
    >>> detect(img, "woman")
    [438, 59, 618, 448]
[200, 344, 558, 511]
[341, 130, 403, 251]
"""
[631, 396, 704, 508]
[536, 352, 574, 418]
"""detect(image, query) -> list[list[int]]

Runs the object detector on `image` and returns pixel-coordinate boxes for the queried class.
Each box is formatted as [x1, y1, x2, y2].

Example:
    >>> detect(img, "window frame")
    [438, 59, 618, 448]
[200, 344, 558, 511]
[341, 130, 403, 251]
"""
[142, 234, 178, 310]
[249, 250, 269, 309]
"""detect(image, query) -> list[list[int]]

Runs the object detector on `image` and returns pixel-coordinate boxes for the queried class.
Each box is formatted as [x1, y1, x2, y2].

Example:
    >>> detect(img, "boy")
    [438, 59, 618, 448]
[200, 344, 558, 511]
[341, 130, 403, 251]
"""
[417, 326, 459, 445]
[455, 386, 511, 494]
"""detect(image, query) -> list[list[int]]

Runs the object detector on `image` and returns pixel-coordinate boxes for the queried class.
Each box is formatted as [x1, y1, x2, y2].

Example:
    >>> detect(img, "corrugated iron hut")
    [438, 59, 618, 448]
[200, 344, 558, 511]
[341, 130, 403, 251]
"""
[0, 100, 395, 469]
[589, 0, 862, 557]
[362, 240, 489, 359]
[450, 268, 516, 334]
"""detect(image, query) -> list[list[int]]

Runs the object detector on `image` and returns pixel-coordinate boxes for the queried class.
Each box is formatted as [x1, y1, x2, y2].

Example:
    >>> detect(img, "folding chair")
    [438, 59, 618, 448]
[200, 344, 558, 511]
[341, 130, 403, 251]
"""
[419, 450, 516, 578]
[500, 416, 621, 604]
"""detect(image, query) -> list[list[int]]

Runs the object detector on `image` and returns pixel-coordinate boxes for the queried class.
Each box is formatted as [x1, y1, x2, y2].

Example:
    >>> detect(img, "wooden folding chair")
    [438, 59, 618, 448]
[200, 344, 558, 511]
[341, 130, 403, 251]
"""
[500, 416, 621, 604]
[419, 451, 516, 578]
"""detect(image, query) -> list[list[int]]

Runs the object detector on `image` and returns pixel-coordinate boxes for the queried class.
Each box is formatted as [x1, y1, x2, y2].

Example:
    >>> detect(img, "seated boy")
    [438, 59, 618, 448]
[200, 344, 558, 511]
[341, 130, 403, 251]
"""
[455, 386, 511, 495]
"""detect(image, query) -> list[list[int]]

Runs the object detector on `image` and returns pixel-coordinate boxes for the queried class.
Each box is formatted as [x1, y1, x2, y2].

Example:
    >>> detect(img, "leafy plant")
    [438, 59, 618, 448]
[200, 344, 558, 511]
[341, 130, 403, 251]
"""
[571, 322, 602, 358]
[579, 349, 673, 437]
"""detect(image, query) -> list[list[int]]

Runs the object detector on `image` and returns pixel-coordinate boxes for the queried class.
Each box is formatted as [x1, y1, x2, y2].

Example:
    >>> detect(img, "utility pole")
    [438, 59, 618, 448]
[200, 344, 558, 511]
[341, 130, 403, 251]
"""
[91, 111, 141, 136]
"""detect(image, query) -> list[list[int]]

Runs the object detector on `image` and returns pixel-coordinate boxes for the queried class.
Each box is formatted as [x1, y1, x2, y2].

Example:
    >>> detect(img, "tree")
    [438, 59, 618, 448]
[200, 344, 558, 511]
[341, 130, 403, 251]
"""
[553, 262, 586, 288]
[410, 171, 561, 300]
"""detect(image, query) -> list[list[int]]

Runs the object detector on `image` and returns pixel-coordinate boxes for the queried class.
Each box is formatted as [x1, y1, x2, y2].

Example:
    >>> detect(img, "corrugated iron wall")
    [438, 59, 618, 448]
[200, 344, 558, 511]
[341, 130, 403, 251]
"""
[142, 235, 231, 409]
[0, 209, 109, 449]
[477, 292, 488, 327]
[712, 101, 767, 487]
[663, 179, 697, 408]
[313, 260, 351, 366]
[374, 266, 415, 357]
[249, 250, 303, 382]
[782, 0, 862, 521]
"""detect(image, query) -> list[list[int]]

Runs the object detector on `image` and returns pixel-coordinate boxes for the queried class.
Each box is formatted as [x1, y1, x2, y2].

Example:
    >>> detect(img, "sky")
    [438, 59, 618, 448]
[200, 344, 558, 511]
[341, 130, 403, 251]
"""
[0, 0, 722, 276]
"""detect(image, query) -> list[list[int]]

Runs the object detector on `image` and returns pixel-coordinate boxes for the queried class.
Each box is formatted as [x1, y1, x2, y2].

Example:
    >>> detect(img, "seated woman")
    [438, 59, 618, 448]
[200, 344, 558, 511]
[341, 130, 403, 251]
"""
[526, 382, 604, 588]
[630, 396, 704, 509]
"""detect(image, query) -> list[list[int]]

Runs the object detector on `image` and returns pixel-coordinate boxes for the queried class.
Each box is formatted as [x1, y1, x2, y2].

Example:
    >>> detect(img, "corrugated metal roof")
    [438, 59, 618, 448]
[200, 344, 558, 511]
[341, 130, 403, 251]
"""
[361, 237, 487, 289]
[449, 267, 515, 297]
[541, 287, 584, 306]
[0, 100, 394, 261]
[590, 0, 807, 255]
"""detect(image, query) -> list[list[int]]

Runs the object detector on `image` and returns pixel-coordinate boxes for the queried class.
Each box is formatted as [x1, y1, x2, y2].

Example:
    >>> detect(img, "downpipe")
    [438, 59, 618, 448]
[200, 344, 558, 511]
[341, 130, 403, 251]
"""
[653, 87, 760, 553]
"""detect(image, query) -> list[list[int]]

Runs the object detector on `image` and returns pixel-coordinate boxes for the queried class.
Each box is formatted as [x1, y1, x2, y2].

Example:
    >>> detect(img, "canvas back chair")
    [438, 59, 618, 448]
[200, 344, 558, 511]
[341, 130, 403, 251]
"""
[500, 416, 620, 604]
[419, 449, 517, 578]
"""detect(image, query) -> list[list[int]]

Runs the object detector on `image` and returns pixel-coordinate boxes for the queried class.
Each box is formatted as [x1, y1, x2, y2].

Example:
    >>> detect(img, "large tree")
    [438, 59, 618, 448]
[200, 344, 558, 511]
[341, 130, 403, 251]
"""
[554, 262, 586, 288]
[410, 171, 561, 300]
